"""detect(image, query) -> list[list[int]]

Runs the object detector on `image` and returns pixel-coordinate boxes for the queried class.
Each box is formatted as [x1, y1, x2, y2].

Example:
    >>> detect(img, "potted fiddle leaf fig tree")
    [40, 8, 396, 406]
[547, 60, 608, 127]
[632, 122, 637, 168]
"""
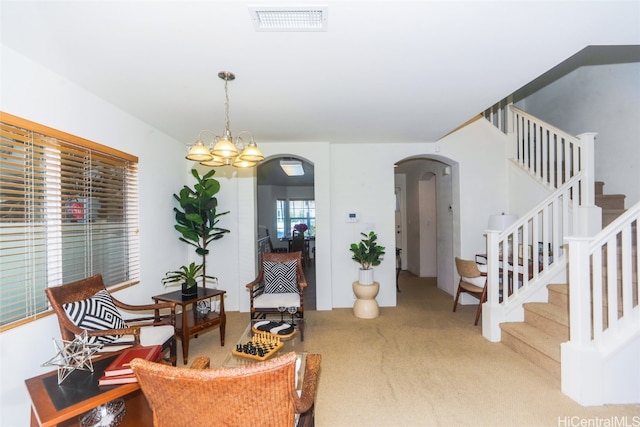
[171, 168, 230, 290]
[350, 231, 386, 285]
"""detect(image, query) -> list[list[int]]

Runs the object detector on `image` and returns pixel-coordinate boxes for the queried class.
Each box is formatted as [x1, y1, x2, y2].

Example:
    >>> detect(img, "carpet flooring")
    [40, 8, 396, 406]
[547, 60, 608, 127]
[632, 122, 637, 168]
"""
[184, 272, 640, 426]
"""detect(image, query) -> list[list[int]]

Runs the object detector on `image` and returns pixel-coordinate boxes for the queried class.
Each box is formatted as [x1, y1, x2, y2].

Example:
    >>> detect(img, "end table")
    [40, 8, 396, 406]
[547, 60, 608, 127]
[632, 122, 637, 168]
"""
[152, 287, 226, 364]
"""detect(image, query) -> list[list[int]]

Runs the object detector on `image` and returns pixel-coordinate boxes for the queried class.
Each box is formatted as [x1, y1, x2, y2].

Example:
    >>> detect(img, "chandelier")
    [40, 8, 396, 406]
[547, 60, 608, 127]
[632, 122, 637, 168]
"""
[185, 71, 265, 168]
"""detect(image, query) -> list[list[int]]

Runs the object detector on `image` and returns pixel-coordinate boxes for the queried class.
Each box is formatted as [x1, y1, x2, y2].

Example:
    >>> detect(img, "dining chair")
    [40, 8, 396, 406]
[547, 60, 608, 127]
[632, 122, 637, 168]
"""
[452, 257, 487, 326]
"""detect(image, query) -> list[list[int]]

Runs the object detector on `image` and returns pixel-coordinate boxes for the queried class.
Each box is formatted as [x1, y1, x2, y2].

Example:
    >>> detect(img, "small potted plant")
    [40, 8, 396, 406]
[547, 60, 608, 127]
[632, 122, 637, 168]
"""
[349, 231, 385, 319]
[350, 231, 385, 285]
[162, 262, 216, 298]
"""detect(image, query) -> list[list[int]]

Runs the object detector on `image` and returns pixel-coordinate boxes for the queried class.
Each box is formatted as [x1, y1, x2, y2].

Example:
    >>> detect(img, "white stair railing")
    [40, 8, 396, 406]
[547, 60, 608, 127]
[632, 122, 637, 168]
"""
[566, 202, 639, 347]
[562, 202, 639, 405]
[482, 106, 597, 342]
[484, 176, 580, 341]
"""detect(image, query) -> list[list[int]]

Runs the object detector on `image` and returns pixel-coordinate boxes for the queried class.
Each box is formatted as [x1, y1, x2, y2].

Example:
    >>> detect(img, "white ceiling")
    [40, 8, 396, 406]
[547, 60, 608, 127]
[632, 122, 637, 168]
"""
[2, 1, 639, 150]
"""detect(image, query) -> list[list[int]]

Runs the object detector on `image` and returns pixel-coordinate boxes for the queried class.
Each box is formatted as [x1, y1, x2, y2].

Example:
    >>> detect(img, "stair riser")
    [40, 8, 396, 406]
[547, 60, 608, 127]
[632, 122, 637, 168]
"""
[595, 194, 626, 210]
[547, 288, 568, 309]
[524, 310, 569, 341]
[501, 331, 561, 378]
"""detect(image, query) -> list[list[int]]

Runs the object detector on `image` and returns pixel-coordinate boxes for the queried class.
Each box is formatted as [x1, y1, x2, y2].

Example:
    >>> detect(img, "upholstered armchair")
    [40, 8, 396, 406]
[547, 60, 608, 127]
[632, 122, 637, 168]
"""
[45, 274, 177, 365]
[131, 351, 322, 427]
[246, 252, 306, 326]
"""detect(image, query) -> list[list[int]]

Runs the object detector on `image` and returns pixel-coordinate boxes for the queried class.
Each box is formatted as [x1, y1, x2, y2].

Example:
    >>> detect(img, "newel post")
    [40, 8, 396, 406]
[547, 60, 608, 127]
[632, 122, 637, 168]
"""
[482, 229, 504, 342]
[576, 132, 601, 236]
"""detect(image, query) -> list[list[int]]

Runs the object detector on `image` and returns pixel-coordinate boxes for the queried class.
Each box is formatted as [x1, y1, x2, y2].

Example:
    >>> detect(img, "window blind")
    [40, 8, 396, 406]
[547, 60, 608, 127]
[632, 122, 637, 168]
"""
[0, 112, 139, 329]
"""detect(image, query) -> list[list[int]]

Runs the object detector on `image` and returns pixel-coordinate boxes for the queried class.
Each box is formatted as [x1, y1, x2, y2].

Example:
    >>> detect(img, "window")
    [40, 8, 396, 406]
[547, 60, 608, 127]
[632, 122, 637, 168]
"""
[0, 113, 139, 330]
[276, 199, 315, 238]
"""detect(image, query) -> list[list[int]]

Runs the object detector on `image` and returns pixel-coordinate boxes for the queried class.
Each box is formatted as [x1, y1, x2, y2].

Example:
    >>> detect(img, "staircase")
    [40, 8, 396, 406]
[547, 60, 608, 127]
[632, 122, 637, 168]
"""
[500, 182, 629, 381]
[481, 104, 639, 405]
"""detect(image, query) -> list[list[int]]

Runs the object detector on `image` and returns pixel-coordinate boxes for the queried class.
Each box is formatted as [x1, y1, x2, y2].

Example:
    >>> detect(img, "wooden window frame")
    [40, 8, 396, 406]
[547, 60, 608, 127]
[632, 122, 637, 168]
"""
[0, 112, 140, 331]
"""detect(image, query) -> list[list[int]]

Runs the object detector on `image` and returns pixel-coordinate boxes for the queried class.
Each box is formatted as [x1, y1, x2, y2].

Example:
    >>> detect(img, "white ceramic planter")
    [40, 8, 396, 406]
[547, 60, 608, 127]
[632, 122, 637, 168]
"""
[358, 268, 374, 285]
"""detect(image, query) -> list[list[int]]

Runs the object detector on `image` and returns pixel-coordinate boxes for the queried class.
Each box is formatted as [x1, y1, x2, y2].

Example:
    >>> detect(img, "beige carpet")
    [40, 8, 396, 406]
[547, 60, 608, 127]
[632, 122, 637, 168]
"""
[184, 272, 640, 426]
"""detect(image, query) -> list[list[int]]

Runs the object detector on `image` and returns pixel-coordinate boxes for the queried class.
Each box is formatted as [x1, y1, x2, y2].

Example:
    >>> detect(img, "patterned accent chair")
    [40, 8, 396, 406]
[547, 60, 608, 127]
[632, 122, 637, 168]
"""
[246, 252, 306, 334]
[131, 352, 322, 427]
[45, 274, 177, 365]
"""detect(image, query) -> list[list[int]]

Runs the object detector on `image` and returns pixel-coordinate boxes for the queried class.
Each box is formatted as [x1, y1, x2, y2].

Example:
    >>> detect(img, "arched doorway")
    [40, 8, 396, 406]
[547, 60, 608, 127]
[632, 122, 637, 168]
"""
[256, 156, 316, 310]
[394, 157, 455, 295]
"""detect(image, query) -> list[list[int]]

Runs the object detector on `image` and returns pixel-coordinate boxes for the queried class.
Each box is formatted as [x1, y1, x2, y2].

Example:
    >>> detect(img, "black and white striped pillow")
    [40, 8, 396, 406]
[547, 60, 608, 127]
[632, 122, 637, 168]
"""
[263, 260, 298, 293]
[62, 289, 128, 343]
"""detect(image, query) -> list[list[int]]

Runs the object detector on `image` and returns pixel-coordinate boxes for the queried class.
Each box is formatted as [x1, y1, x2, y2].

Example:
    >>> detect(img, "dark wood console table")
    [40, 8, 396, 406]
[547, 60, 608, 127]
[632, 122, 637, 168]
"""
[152, 287, 226, 364]
[25, 354, 152, 427]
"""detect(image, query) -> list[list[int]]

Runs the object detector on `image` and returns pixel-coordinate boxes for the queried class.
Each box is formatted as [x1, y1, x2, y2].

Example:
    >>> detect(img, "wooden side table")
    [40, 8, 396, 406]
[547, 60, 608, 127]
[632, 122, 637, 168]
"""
[152, 287, 226, 364]
[25, 354, 152, 427]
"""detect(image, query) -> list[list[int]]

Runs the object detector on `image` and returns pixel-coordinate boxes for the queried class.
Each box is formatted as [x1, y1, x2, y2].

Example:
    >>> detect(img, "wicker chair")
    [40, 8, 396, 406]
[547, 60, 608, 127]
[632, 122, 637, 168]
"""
[131, 351, 322, 427]
[45, 274, 177, 365]
[246, 251, 306, 325]
[452, 257, 488, 326]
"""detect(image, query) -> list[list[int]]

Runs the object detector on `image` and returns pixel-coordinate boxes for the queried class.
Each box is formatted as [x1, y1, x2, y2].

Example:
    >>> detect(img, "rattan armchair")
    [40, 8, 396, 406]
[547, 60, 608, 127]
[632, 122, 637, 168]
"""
[452, 257, 488, 325]
[246, 251, 306, 324]
[131, 351, 322, 427]
[45, 274, 177, 365]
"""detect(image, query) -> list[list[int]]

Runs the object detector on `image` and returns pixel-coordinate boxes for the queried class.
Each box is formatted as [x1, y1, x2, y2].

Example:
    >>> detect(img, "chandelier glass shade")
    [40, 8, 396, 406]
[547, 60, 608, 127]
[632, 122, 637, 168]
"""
[185, 71, 264, 168]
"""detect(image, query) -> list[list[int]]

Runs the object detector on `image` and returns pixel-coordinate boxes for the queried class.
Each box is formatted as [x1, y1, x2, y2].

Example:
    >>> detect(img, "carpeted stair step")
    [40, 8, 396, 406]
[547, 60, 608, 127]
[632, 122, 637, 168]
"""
[603, 209, 627, 227]
[547, 284, 568, 309]
[596, 193, 626, 210]
[501, 322, 561, 378]
[523, 302, 569, 341]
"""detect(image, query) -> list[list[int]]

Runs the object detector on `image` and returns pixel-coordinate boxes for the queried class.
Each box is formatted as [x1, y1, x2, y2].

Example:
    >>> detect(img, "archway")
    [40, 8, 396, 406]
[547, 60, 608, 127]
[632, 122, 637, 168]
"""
[394, 157, 456, 295]
[256, 156, 316, 310]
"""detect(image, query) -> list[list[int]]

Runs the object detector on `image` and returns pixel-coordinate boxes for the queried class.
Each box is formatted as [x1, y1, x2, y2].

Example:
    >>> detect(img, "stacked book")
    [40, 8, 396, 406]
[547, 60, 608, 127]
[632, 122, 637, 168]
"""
[98, 345, 162, 386]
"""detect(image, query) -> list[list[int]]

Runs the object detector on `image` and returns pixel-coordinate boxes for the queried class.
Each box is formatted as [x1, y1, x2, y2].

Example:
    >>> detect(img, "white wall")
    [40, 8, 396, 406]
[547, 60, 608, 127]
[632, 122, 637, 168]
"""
[518, 62, 640, 207]
[0, 46, 188, 427]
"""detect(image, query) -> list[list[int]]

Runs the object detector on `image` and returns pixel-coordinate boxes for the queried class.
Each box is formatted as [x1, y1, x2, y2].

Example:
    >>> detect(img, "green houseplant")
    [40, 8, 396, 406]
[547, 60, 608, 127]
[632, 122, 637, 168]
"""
[350, 231, 386, 285]
[172, 169, 230, 288]
[350, 231, 385, 318]
[161, 262, 216, 298]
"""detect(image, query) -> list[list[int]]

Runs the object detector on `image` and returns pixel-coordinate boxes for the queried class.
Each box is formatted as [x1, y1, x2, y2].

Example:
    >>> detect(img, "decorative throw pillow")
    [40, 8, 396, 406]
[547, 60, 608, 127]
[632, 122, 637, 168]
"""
[263, 260, 298, 293]
[63, 289, 128, 343]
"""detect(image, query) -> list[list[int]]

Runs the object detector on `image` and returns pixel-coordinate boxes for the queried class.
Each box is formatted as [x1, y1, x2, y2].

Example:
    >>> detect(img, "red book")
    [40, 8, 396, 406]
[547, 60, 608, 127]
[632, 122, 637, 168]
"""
[103, 345, 162, 377]
[98, 372, 138, 386]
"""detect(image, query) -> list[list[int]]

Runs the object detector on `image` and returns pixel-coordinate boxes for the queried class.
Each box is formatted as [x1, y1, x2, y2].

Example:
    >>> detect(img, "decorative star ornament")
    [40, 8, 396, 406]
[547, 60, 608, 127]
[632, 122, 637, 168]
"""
[42, 330, 103, 384]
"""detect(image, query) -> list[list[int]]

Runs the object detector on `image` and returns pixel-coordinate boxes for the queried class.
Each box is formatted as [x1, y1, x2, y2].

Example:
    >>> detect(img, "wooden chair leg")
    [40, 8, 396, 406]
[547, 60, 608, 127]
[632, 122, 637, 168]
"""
[473, 304, 482, 326]
[452, 286, 462, 312]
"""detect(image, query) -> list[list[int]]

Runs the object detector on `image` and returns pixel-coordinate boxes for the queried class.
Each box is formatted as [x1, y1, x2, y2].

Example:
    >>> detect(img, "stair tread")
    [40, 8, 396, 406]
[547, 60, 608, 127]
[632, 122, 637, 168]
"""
[524, 302, 569, 326]
[547, 284, 567, 294]
[501, 322, 562, 362]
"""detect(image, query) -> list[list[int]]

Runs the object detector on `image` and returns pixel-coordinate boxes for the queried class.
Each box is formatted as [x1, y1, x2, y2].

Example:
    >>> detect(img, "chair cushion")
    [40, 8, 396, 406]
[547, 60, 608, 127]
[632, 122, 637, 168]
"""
[253, 292, 301, 309]
[263, 260, 298, 293]
[96, 325, 175, 353]
[462, 276, 486, 288]
[62, 289, 128, 343]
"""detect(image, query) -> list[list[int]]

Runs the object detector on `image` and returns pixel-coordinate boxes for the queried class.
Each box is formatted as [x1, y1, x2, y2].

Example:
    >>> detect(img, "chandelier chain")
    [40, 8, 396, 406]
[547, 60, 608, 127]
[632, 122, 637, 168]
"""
[224, 77, 231, 134]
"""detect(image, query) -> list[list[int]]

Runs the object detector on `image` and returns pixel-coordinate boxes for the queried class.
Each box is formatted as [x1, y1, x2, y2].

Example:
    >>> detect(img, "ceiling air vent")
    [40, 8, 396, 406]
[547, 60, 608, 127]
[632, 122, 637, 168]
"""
[249, 6, 328, 32]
